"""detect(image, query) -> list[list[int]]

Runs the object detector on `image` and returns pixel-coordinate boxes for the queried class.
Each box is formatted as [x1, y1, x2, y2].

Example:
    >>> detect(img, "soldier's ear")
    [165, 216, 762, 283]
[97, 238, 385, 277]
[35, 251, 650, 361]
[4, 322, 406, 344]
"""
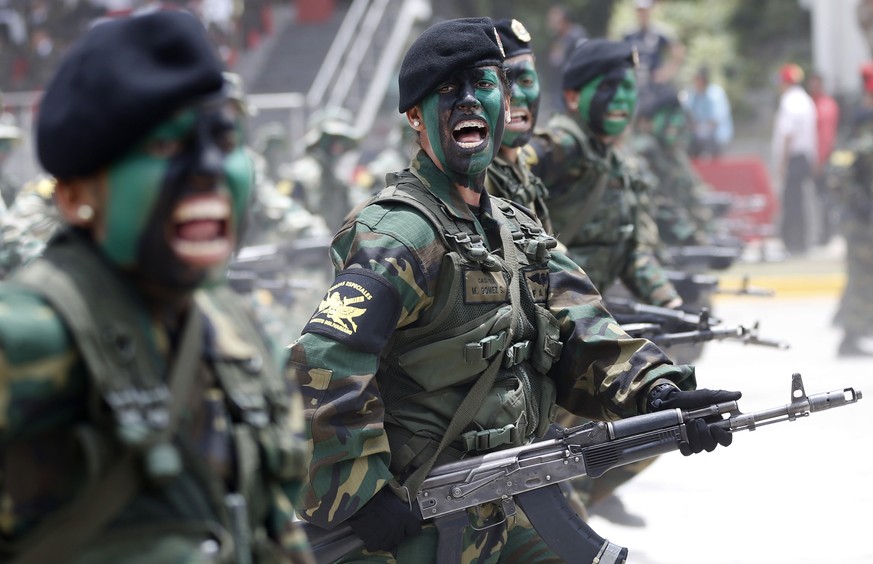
[405, 107, 424, 131]
[564, 90, 580, 112]
[55, 173, 104, 229]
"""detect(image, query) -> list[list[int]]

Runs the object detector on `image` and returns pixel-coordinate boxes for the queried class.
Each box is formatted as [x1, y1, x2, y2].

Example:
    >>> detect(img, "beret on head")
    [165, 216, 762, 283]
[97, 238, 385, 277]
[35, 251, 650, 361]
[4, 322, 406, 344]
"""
[398, 17, 505, 113]
[562, 38, 637, 92]
[37, 11, 225, 179]
[638, 84, 681, 118]
[495, 18, 532, 59]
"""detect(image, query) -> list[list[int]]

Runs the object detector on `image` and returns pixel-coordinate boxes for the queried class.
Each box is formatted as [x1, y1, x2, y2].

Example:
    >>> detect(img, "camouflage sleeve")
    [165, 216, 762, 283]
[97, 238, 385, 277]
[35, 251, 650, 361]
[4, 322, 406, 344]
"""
[289, 204, 440, 529]
[0, 288, 86, 440]
[545, 249, 695, 421]
[524, 127, 584, 195]
[621, 175, 681, 306]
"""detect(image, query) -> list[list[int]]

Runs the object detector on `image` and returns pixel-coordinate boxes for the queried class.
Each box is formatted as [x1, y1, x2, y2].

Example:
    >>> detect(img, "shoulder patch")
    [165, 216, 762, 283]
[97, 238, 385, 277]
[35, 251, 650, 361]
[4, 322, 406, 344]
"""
[302, 268, 402, 353]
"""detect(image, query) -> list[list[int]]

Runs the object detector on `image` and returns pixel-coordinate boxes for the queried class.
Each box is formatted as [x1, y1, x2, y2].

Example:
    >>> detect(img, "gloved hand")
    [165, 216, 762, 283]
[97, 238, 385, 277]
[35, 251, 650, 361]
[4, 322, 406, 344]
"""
[647, 384, 742, 456]
[346, 487, 422, 552]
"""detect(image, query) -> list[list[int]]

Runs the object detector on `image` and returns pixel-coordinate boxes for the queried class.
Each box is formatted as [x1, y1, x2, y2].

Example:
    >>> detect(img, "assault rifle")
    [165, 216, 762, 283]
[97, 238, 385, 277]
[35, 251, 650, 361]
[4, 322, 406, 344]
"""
[605, 296, 789, 350]
[226, 237, 331, 301]
[666, 271, 774, 304]
[302, 374, 861, 563]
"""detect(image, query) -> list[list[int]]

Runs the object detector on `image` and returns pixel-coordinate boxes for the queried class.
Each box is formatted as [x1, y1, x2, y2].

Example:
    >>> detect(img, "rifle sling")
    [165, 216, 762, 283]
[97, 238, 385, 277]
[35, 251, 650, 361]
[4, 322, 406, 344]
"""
[515, 484, 628, 564]
[9, 307, 205, 564]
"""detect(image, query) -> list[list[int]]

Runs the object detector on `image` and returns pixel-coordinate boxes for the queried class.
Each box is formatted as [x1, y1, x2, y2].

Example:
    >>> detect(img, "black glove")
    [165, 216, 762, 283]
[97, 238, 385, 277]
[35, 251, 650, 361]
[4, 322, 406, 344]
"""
[346, 487, 422, 552]
[647, 384, 742, 456]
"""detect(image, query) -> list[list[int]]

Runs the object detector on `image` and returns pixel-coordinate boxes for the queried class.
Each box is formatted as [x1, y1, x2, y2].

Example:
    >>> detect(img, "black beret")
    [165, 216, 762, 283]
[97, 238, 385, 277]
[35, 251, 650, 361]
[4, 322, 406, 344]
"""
[398, 17, 505, 113]
[495, 18, 532, 59]
[37, 11, 225, 179]
[561, 38, 637, 91]
[638, 84, 681, 119]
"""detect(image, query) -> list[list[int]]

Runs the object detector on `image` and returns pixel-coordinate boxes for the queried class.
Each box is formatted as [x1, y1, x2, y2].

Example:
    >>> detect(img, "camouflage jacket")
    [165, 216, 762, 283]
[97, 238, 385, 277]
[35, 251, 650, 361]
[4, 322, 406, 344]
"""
[828, 131, 873, 232]
[485, 150, 553, 234]
[0, 175, 61, 279]
[524, 114, 679, 306]
[629, 133, 713, 246]
[289, 151, 695, 530]
[0, 229, 312, 563]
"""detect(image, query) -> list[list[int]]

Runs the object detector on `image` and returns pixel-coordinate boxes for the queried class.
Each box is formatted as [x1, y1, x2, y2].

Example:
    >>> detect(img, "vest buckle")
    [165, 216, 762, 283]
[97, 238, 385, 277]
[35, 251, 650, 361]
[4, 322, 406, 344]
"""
[461, 423, 518, 452]
[503, 340, 532, 368]
[464, 331, 508, 363]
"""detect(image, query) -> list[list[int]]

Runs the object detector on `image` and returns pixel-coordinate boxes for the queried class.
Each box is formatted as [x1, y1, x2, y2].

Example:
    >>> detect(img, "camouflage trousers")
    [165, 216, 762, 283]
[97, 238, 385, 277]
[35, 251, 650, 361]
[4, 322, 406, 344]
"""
[336, 503, 562, 564]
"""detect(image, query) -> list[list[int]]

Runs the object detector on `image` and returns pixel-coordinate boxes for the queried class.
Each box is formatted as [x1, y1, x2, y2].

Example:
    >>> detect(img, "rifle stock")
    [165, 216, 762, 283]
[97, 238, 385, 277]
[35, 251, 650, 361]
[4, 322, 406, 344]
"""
[301, 374, 861, 563]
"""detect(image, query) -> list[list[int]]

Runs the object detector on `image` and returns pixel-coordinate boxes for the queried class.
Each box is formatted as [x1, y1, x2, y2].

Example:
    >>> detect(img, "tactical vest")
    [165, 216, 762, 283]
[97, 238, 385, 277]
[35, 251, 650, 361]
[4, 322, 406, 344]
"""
[486, 153, 553, 234]
[367, 172, 564, 476]
[543, 114, 639, 291]
[7, 231, 305, 563]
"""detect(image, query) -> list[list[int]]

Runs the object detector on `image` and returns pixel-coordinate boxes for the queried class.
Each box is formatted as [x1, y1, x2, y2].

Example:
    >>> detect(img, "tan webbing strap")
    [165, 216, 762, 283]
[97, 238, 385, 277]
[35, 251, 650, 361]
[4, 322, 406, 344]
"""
[11, 308, 204, 564]
[396, 203, 523, 503]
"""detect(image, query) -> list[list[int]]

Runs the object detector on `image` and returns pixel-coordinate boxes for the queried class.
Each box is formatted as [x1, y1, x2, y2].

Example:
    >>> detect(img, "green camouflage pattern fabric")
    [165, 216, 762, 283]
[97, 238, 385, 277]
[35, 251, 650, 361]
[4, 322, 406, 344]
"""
[0, 175, 60, 278]
[0, 233, 313, 563]
[628, 133, 713, 247]
[335, 503, 562, 563]
[485, 151, 553, 234]
[289, 151, 696, 537]
[827, 133, 873, 336]
[524, 114, 679, 306]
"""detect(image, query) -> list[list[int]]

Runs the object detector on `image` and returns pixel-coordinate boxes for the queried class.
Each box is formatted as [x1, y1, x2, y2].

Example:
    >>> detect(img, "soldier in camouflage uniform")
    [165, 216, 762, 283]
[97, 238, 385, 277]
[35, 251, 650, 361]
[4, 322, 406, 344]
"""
[484, 18, 552, 234]
[522, 38, 687, 526]
[630, 85, 715, 249]
[0, 12, 312, 563]
[290, 18, 739, 562]
[525, 39, 682, 310]
[284, 108, 363, 233]
[827, 113, 873, 357]
[0, 174, 60, 278]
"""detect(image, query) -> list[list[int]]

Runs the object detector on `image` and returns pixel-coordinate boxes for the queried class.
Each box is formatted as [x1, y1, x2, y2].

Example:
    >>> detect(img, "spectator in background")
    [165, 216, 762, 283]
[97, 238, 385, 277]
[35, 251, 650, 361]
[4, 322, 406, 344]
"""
[622, 0, 684, 94]
[684, 66, 733, 159]
[807, 71, 840, 245]
[546, 5, 587, 114]
[771, 63, 818, 256]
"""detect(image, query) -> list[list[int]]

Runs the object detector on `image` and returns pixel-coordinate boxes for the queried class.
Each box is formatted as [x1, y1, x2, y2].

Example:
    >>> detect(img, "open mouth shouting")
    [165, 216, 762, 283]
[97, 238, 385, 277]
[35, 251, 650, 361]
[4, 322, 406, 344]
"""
[506, 108, 532, 132]
[170, 193, 233, 268]
[605, 109, 630, 122]
[452, 117, 490, 151]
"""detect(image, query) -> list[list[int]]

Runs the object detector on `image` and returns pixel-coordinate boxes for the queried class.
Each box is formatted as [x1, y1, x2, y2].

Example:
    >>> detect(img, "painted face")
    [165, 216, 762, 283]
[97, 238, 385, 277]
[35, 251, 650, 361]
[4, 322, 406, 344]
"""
[651, 108, 689, 148]
[577, 66, 638, 138]
[101, 96, 253, 293]
[502, 54, 540, 148]
[421, 66, 506, 180]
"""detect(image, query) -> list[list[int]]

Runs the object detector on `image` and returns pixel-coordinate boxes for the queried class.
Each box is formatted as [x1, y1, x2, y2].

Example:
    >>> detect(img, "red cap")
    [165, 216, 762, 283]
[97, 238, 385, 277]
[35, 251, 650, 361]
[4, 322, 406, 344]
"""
[861, 62, 873, 93]
[779, 63, 804, 85]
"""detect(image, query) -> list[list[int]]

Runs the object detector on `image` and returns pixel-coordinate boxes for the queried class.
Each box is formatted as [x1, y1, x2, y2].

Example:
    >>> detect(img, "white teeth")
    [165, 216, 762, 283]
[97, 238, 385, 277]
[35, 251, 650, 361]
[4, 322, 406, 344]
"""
[174, 198, 230, 222]
[172, 238, 231, 256]
[457, 140, 484, 149]
[511, 111, 526, 119]
[453, 119, 486, 131]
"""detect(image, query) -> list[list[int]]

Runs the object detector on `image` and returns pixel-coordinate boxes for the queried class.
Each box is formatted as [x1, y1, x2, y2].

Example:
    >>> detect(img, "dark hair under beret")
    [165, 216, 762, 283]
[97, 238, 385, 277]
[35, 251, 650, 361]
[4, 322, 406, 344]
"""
[398, 17, 505, 113]
[561, 38, 637, 92]
[36, 11, 225, 179]
[495, 18, 532, 59]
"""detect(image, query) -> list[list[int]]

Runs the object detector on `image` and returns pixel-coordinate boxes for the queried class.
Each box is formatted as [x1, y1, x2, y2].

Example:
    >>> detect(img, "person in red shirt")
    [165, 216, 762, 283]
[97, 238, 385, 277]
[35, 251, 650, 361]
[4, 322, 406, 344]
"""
[808, 71, 840, 245]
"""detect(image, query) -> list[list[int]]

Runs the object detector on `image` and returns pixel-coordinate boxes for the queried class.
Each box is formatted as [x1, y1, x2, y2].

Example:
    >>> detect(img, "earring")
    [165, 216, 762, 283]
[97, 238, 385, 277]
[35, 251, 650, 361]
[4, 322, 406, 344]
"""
[505, 114, 512, 123]
[412, 120, 420, 127]
[77, 204, 94, 221]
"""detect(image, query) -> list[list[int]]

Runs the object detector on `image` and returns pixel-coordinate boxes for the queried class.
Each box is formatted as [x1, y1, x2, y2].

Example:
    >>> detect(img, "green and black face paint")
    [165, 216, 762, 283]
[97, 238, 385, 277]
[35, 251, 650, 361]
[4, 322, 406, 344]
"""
[577, 66, 638, 138]
[103, 96, 252, 294]
[652, 108, 689, 148]
[502, 54, 540, 148]
[421, 66, 506, 183]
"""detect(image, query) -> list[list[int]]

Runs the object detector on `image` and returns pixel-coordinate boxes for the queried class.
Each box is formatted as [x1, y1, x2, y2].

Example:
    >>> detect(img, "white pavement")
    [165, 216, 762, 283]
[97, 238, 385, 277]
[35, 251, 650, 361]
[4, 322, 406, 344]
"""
[586, 293, 873, 564]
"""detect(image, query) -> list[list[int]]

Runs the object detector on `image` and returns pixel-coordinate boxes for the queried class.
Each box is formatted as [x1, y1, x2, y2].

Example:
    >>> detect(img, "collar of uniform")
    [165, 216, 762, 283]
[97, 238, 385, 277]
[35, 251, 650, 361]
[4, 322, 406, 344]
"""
[409, 150, 484, 224]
